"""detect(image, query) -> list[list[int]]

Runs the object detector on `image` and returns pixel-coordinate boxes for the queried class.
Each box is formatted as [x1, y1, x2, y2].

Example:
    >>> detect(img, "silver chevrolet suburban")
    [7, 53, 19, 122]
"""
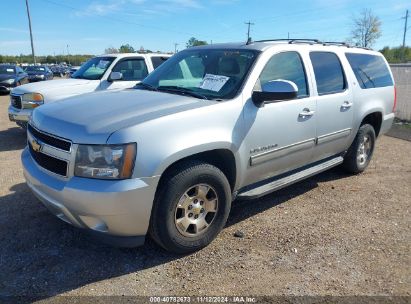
[22, 40, 395, 253]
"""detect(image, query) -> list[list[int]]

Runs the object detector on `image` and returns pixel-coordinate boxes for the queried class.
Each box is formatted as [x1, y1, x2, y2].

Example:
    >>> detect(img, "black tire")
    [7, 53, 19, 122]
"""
[149, 161, 232, 254]
[343, 124, 376, 174]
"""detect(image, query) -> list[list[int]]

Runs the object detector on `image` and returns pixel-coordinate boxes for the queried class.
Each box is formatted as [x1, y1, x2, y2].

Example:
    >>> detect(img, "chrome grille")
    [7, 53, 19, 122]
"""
[28, 124, 72, 152]
[10, 95, 22, 109]
[27, 124, 72, 177]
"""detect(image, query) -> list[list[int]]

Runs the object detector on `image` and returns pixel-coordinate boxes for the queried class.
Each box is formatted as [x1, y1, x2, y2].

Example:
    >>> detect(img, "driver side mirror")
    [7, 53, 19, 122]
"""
[109, 71, 123, 82]
[252, 80, 298, 107]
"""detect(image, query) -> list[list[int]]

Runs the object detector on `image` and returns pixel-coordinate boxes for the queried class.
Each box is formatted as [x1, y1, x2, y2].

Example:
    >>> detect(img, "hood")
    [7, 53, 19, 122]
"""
[11, 78, 94, 95]
[31, 89, 212, 144]
[0, 74, 15, 82]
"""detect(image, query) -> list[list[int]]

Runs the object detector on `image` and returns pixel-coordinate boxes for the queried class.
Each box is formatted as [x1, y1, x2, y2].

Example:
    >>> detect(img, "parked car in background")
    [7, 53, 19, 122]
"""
[25, 65, 54, 82]
[21, 40, 395, 253]
[69, 66, 81, 77]
[0, 65, 28, 94]
[50, 65, 69, 77]
[8, 53, 170, 128]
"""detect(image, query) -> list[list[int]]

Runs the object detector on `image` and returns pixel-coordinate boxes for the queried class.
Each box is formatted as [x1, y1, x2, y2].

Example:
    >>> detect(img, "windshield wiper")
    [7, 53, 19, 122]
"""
[157, 86, 208, 100]
[135, 82, 158, 91]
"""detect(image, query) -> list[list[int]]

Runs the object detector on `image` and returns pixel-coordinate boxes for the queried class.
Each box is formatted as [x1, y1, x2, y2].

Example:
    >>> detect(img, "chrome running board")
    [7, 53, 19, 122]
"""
[237, 156, 344, 200]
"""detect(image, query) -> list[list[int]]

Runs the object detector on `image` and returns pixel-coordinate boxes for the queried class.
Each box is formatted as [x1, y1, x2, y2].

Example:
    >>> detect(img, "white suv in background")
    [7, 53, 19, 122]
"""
[8, 53, 170, 128]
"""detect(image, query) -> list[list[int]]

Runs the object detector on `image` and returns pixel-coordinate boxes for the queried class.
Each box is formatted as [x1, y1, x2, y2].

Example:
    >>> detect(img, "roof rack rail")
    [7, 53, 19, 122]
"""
[322, 41, 350, 47]
[255, 38, 322, 45]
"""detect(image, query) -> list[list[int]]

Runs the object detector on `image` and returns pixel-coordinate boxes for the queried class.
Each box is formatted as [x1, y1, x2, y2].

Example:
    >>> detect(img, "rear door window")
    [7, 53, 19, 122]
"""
[310, 52, 346, 95]
[151, 56, 169, 69]
[345, 53, 393, 89]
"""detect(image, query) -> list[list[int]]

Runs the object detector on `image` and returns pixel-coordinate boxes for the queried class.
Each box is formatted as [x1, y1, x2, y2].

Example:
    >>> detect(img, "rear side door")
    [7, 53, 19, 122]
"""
[243, 51, 317, 186]
[309, 51, 354, 160]
[100, 57, 149, 90]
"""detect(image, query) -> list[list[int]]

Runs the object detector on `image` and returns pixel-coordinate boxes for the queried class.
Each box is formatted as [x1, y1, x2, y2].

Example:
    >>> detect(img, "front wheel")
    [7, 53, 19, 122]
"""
[149, 161, 232, 254]
[343, 124, 376, 174]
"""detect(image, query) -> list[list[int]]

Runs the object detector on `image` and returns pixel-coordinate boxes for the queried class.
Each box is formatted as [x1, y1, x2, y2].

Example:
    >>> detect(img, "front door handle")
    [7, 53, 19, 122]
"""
[299, 108, 315, 117]
[341, 101, 353, 108]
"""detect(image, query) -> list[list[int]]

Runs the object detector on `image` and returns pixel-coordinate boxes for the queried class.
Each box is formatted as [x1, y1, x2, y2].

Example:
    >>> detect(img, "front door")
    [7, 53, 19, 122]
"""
[243, 51, 317, 186]
[99, 57, 149, 91]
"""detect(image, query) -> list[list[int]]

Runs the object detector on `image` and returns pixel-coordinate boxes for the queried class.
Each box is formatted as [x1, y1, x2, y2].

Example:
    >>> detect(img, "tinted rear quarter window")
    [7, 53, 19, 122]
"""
[310, 52, 346, 95]
[345, 53, 393, 89]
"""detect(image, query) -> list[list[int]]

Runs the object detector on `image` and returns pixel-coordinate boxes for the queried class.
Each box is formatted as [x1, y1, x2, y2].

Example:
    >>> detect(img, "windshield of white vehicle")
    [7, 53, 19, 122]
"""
[139, 49, 259, 100]
[71, 57, 115, 80]
[0, 66, 15, 75]
[26, 66, 46, 72]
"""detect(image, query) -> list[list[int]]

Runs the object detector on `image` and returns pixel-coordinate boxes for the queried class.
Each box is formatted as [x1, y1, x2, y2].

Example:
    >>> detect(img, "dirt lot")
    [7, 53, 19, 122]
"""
[0, 92, 410, 302]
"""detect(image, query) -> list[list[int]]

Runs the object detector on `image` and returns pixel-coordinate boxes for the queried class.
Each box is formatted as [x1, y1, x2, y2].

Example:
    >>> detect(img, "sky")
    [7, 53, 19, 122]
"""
[0, 0, 409, 56]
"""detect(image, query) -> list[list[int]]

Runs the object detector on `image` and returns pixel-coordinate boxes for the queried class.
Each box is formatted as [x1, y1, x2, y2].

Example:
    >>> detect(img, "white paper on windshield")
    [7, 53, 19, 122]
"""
[198, 74, 230, 92]
[6, 69, 13, 72]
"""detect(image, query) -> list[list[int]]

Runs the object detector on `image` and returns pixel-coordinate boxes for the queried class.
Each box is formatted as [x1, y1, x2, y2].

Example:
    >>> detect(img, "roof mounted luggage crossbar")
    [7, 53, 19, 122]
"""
[255, 38, 322, 45]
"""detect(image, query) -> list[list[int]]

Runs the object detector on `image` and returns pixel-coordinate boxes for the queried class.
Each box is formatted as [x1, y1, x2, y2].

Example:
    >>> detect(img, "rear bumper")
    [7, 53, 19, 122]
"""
[380, 112, 395, 135]
[22, 148, 159, 247]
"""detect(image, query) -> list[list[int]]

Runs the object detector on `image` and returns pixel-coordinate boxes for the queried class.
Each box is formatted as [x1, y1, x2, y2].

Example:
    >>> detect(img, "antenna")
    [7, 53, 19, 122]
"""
[245, 21, 254, 43]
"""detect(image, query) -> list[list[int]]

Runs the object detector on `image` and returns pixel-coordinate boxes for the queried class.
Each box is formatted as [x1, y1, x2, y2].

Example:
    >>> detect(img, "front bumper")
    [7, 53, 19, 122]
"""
[380, 112, 395, 135]
[28, 76, 45, 82]
[0, 85, 11, 93]
[22, 147, 159, 247]
[8, 105, 32, 123]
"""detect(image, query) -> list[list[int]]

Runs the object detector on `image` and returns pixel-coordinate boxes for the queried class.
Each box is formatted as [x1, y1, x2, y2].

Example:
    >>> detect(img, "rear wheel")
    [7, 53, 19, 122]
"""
[343, 124, 376, 174]
[149, 161, 231, 254]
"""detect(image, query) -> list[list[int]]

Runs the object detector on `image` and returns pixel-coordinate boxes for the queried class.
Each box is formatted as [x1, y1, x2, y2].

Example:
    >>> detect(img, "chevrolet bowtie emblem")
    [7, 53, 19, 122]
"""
[31, 139, 42, 152]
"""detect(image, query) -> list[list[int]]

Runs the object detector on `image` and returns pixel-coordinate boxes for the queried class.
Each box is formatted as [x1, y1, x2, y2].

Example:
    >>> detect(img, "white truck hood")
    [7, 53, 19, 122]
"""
[12, 78, 98, 102]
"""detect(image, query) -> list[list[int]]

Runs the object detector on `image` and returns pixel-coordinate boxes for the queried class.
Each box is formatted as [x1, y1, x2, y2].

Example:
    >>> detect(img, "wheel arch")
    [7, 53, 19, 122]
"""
[156, 148, 237, 194]
[360, 111, 383, 137]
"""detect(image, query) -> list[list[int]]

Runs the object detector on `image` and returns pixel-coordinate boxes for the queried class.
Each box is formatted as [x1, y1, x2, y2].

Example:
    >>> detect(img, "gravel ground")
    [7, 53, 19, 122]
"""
[0, 93, 410, 302]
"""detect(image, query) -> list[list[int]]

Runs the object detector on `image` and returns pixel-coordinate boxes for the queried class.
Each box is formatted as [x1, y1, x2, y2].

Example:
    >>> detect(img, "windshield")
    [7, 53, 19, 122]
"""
[71, 57, 114, 80]
[0, 66, 15, 75]
[26, 66, 46, 72]
[140, 49, 259, 100]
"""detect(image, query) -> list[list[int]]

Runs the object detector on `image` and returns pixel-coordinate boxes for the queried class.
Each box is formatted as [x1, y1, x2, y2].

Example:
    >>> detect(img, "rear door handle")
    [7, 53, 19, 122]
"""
[299, 108, 315, 117]
[341, 101, 353, 108]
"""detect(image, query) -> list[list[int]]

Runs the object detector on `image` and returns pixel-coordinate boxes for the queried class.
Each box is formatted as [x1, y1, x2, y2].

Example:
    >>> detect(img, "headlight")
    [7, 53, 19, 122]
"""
[37, 74, 45, 78]
[74, 143, 136, 179]
[22, 92, 44, 109]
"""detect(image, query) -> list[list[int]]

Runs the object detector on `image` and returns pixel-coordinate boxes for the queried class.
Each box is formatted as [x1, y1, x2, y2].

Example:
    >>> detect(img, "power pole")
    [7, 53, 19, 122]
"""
[25, 0, 36, 64]
[402, 9, 409, 62]
[174, 43, 179, 53]
[245, 21, 254, 42]
[402, 9, 409, 48]
[67, 44, 70, 65]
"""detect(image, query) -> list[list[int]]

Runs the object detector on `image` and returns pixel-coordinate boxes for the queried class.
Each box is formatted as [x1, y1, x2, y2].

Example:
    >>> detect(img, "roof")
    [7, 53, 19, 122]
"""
[99, 53, 171, 58]
[189, 40, 381, 55]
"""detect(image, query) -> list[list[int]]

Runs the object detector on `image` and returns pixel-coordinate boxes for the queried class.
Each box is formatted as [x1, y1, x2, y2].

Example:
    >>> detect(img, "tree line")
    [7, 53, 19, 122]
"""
[0, 54, 93, 66]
